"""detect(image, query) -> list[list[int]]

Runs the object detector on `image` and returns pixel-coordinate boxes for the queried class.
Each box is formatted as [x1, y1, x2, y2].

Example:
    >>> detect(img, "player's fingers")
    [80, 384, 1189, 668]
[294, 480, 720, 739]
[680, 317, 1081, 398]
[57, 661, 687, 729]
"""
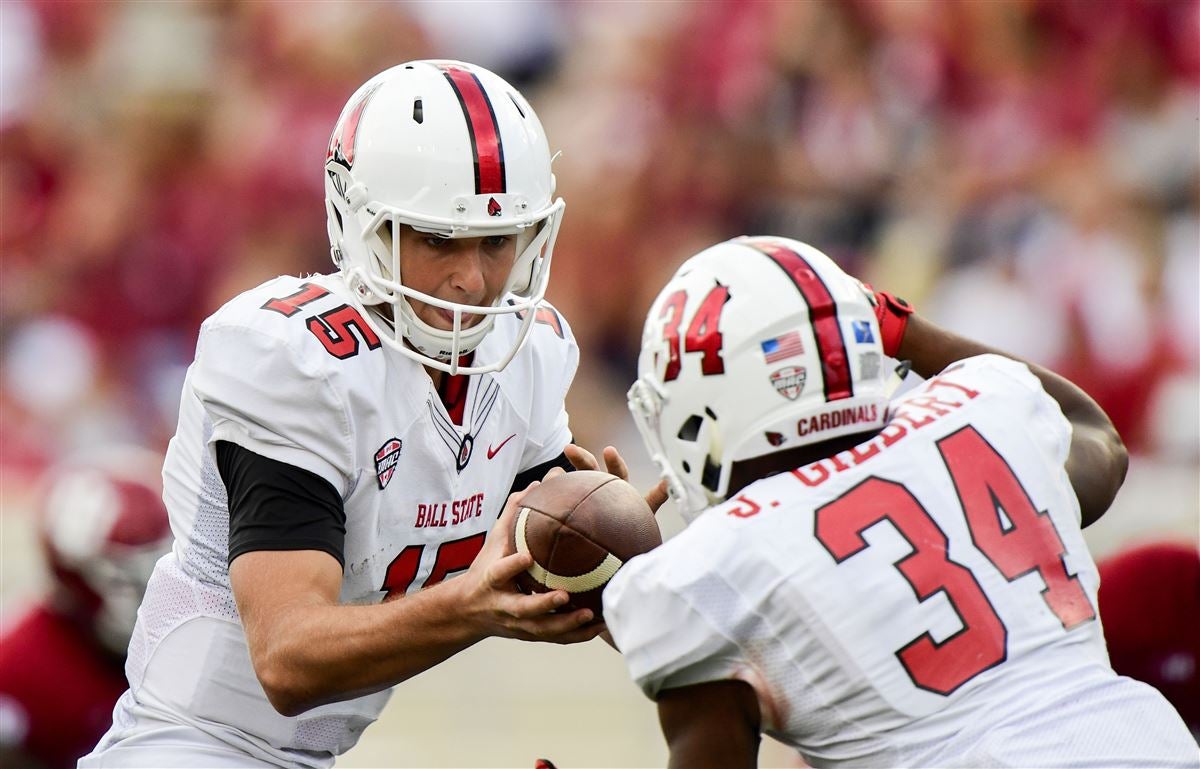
[542, 465, 567, 482]
[504, 588, 570, 618]
[485, 489, 534, 555]
[486, 550, 535, 587]
[498, 485, 534, 525]
[645, 479, 670, 513]
[602, 446, 629, 480]
[541, 615, 606, 644]
[512, 478, 540, 498]
[520, 607, 596, 639]
[564, 443, 600, 472]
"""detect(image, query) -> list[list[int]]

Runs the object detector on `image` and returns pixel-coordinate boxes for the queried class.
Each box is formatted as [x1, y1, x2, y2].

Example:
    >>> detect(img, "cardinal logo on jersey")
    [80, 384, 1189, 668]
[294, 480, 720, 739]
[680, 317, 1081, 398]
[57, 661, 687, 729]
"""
[771, 366, 807, 400]
[374, 438, 403, 489]
[487, 197, 502, 216]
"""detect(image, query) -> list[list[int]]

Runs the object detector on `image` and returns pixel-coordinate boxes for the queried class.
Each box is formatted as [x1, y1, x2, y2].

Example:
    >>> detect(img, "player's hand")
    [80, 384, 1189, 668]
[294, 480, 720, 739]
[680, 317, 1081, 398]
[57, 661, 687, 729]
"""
[460, 484, 603, 645]
[563, 443, 669, 513]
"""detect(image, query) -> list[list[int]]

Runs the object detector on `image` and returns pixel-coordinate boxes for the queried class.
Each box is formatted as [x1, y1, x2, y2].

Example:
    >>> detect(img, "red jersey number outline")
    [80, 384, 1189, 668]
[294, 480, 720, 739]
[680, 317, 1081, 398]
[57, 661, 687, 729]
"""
[814, 425, 1094, 695]
[261, 283, 381, 359]
[381, 532, 487, 600]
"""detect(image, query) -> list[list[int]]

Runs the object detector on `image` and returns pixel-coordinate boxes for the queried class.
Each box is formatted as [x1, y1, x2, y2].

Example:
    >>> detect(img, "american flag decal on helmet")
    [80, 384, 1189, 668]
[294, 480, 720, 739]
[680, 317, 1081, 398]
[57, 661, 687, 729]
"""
[440, 66, 507, 195]
[745, 240, 853, 402]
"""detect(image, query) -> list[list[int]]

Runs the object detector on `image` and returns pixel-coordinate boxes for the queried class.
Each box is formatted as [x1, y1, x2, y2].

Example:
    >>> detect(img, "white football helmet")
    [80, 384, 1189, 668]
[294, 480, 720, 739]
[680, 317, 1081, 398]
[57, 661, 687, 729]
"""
[628, 236, 891, 523]
[324, 60, 565, 374]
[39, 447, 172, 655]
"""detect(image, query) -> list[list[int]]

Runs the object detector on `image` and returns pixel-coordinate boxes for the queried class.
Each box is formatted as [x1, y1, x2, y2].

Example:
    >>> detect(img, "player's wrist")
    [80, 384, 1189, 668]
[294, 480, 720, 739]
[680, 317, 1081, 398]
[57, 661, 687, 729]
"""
[394, 572, 493, 648]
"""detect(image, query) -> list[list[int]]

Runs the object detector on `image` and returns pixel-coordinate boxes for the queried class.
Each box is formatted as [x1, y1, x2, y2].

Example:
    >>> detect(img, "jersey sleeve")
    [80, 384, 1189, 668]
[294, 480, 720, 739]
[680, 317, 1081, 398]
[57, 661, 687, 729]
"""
[190, 318, 354, 495]
[517, 303, 579, 471]
[951, 354, 1073, 468]
[604, 541, 745, 700]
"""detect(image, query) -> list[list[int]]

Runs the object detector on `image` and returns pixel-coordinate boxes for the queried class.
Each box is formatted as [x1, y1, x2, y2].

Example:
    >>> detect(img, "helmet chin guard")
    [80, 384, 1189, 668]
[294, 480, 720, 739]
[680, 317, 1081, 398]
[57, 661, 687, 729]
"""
[324, 60, 565, 375]
[628, 236, 891, 523]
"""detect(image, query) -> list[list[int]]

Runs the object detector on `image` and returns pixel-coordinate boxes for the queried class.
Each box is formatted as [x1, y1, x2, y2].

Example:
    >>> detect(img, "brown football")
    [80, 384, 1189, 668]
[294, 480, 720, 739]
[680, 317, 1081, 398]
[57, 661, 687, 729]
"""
[513, 470, 661, 619]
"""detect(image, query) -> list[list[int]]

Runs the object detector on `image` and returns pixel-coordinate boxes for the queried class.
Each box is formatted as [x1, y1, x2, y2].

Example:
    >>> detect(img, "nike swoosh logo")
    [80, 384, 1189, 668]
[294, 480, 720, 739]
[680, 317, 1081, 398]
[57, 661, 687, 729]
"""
[487, 433, 517, 460]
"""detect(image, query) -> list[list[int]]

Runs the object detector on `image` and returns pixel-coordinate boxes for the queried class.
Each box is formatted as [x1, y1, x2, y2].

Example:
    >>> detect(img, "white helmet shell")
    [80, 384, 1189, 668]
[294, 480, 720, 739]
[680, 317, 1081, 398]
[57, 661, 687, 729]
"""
[628, 236, 890, 523]
[324, 60, 565, 374]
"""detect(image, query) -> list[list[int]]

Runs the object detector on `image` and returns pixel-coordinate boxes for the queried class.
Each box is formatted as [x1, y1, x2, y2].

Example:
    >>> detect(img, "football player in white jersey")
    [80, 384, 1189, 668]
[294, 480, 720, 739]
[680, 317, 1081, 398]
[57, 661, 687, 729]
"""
[80, 61, 607, 769]
[607, 236, 1200, 768]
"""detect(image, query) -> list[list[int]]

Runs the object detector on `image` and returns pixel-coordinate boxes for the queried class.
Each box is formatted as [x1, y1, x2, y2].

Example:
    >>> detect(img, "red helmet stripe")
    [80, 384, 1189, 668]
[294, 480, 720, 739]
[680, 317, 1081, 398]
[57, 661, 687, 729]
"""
[442, 67, 506, 194]
[748, 242, 853, 402]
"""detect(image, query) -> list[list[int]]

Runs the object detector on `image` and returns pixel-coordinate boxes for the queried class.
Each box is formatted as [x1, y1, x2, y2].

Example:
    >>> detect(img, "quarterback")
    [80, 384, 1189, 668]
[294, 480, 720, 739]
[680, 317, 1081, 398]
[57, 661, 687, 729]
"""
[606, 236, 1199, 768]
[80, 60, 602, 768]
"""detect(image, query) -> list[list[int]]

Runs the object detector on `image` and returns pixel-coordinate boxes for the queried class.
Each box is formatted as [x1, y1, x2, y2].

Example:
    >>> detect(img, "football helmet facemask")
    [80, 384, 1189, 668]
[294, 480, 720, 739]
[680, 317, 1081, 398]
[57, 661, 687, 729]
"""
[628, 237, 891, 523]
[324, 59, 565, 375]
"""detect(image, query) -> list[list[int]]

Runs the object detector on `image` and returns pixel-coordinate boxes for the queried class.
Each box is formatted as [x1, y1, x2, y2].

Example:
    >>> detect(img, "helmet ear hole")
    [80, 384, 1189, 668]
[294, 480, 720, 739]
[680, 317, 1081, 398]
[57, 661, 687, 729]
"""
[673, 410, 723, 494]
[677, 415, 703, 441]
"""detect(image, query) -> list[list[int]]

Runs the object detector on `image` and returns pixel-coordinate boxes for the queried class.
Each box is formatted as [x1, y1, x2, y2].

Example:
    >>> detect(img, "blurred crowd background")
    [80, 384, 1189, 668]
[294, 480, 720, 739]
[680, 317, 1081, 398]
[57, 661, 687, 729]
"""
[1, 1, 1197, 766]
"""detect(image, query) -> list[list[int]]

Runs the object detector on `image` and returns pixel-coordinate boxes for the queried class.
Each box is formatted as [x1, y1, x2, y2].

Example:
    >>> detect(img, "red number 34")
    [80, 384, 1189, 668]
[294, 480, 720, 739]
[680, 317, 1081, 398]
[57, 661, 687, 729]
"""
[814, 426, 1095, 695]
[659, 285, 730, 382]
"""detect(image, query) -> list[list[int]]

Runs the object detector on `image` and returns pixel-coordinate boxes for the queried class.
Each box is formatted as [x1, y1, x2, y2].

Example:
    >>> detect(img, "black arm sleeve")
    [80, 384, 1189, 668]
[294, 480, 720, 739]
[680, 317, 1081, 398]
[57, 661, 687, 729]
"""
[216, 441, 347, 568]
[508, 450, 575, 496]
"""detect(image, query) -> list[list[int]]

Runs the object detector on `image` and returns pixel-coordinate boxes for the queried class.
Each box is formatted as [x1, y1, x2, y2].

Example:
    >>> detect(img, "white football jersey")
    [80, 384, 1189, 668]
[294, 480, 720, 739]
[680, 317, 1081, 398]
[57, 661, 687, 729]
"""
[606, 355, 1199, 768]
[98, 273, 577, 768]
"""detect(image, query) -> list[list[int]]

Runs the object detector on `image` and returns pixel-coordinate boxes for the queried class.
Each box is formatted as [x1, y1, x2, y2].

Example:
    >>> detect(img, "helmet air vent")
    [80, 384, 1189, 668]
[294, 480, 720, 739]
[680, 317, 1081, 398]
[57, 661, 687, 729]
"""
[701, 455, 721, 493]
[413, 99, 423, 124]
[508, 93, 525, 119]
[677, 415, 703, 442]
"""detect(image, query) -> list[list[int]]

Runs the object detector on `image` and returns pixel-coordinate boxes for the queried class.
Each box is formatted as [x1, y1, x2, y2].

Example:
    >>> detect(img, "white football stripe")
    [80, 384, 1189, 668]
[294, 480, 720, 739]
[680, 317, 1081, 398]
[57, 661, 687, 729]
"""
[515, 507, 623, 592]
